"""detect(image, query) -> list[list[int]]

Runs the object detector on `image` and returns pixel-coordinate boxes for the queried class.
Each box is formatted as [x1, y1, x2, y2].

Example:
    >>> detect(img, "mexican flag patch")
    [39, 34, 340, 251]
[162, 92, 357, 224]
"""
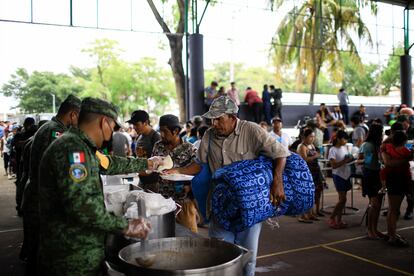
[52, 131, 62, 138]
[69, 152, 85, 164]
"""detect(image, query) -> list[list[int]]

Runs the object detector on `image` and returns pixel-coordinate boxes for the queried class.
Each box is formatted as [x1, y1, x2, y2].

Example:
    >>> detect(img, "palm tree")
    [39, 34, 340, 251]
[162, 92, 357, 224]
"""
[270, 0, 375, 104]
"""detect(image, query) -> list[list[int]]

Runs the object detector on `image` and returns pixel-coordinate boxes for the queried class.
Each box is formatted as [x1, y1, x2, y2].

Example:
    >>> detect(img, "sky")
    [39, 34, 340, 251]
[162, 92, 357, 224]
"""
[0, 0, 412, 113]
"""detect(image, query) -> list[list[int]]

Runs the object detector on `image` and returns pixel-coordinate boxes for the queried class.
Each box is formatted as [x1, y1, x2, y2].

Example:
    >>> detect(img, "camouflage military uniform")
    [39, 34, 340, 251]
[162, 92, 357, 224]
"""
[38, 127, 148, 275]
[38, 98, 148, 275]
[21, 117, 67, 272]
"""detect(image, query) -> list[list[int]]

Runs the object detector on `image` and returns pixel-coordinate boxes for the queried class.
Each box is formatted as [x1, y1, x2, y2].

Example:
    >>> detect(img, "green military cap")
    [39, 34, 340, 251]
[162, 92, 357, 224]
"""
[81, 97, 122, 127]
[202, 96, 239, 119]
[62, 94, 82, 109]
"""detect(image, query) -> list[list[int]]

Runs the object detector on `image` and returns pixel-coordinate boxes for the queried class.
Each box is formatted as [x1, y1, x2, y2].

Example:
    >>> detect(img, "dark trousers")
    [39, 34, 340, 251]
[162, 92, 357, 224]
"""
[340, 104, 349, 125]
[251, 103, 263, 124]
[275, 100, 282, 119]
[406, 181, 414, 213]
[3, 152, 10, 171]
[263, 103, 272, 124]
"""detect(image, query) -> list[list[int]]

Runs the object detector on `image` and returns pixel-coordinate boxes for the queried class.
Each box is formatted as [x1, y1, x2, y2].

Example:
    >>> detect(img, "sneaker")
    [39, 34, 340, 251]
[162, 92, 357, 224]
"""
[388, 236, 409, 248]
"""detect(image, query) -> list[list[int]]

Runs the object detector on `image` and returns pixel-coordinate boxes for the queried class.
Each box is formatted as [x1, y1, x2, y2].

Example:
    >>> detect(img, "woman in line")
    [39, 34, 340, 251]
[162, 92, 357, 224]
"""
[381, 130, 412, 247]
[358, 124, 386, 239]
[297, 128, 324, 223]
[328, 130, 353, 229]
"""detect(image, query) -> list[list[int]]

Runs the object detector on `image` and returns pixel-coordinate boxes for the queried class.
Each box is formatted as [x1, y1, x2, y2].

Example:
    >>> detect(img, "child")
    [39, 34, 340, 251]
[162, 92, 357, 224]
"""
[328, 130, 353, 229]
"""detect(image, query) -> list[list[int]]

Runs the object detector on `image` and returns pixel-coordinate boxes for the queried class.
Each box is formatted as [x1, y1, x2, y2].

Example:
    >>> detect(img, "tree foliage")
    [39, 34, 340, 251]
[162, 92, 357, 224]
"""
[378, 47, 404, 94]
[78, 39, 175, 118]
[270, 0, 375, 103]
[1, 68, 83, 113]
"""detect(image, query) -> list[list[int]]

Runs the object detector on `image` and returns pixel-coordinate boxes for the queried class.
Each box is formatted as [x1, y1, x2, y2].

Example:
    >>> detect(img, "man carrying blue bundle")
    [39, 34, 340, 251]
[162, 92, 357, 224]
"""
[165, 96, 290, 276]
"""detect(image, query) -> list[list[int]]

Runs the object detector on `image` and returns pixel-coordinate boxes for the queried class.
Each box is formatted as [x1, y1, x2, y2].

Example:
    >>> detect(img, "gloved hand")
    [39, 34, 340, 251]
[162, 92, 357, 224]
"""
[147, 156, 165, 171]
[124, 217, 151, 239]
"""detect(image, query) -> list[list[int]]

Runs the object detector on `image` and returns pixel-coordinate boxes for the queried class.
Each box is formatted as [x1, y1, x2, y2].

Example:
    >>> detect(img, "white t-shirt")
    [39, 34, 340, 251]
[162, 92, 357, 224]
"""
[328, 145, 351, 180]
[270, 131, 292, 148]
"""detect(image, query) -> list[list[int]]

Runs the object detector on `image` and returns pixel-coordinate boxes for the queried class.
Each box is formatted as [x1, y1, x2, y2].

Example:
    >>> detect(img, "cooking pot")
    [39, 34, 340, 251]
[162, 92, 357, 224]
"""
[105, 210, 175, 270]
[118, 237, 251, 276]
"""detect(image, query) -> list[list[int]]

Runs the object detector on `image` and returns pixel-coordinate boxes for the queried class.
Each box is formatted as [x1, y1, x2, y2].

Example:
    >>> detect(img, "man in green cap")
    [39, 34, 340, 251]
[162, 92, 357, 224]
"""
[37, 97, 162, 275]
[166, 96, 289, 276]
[19, 94, 81, 274]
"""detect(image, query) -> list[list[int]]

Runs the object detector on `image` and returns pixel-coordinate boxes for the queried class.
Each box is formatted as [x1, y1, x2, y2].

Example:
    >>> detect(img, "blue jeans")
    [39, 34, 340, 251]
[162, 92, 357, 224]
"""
[209, 217, 262, 276]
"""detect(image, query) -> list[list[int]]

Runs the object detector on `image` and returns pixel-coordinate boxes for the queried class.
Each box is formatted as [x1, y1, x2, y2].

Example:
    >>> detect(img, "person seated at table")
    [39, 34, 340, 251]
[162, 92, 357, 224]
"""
[297, 128, 323, 222]
[331, 105, 344, 122]
[316, 103, 334, 142]
[328, 130, 353, 229]
[152, 114, 200, 232]
[384, 105, 397, 125]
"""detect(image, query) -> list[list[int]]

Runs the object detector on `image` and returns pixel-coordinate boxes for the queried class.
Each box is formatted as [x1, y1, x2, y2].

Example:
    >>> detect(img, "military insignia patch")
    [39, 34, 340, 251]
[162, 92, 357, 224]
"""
[69, 164, 88, 182]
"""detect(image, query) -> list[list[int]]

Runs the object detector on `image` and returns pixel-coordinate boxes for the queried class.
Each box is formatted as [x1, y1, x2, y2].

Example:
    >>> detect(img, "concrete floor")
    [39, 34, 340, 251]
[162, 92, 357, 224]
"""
[0, 162, 413, 276]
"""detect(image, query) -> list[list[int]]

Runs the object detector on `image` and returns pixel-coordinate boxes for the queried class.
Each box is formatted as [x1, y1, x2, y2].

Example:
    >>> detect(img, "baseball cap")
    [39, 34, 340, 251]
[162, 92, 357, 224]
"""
[202, 96, 239, 119]
[81, 97, 122, 127]
[159, 114, 181, 129]
[126, 110, 149, 124]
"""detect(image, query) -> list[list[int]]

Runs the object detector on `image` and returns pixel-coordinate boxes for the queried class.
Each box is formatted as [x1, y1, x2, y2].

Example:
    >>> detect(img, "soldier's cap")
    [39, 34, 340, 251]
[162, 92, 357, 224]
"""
[126, 110, 149, 124]
[202, 96, 239, 119]
[81, 97, 122, 127]
[159, 114, 181, 129]
[62, 94, 81, 109]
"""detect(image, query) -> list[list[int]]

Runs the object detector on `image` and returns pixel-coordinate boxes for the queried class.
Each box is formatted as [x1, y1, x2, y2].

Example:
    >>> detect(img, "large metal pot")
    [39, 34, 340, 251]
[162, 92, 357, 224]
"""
[105, 211, 175, 270]
[118, 237, 251, 276]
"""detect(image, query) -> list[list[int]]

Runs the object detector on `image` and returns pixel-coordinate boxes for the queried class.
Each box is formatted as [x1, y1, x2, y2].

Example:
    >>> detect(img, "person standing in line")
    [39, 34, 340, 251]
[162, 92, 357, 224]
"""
[37, 98, 163, 275]
[297, 128, 324, 220]
[1, 129, 11, 176]
[358, 124, 387, 240]
[262, 84, 272, 125]
[227, 81, 240, 107]
[204, 81, 219, 111]
[337, 88, 350, 125]
[152, 114, 199, 232]
[244, 87, 263, 124]
[165, 96, 289, 276]
[22, 95, 81, 274]
[12, 117, 37, 216]
[111, 125, 131, 157]
[328, 130, 353, 229]
[127, 110, 161, 191]
[270, 86, 283, 119]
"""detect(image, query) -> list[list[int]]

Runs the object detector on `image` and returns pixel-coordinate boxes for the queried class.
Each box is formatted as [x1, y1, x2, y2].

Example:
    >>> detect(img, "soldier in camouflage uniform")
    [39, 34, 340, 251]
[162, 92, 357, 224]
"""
[21, 95, 81, 274]
[152, 114, 199, 232]
[38, 97, 161, 275]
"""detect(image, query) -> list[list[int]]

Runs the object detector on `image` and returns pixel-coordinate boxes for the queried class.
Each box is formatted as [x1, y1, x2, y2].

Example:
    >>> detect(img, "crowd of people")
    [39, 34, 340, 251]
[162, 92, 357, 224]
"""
[0, 90, 413, 275]
[267, 99, 413, 249]
[204, 81, 283, 124]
